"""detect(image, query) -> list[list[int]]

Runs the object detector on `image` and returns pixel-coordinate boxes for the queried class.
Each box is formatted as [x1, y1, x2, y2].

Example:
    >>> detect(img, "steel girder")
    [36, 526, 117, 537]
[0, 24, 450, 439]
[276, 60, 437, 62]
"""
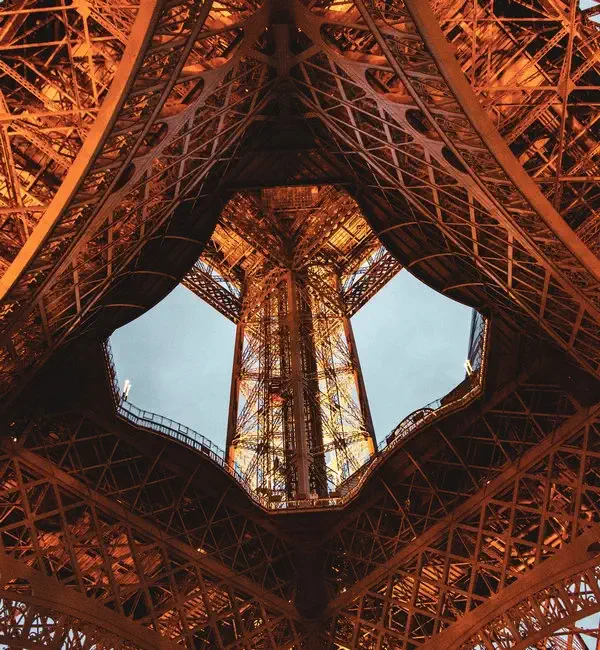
[0, 416, 303, 648]
[0, 554, 179, 649]
[292, 0, 600, 375]
[2, 0, 600, 646]
[416, 523, 600, 650]
[0, 345, 598, 647]
[0, 0, 139, 271]
[320, 396, 600, 647]
[1, 368, 600, 647]
[1, 0, 600, 397]
[0, 0, 274, 400]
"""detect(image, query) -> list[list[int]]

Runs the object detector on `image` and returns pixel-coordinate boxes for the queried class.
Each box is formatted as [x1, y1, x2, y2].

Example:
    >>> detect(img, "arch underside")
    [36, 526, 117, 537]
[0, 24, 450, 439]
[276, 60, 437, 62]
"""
[0, 0, 599, 399]
[2, 0, 600, 646]
[0, 339, 597, 647]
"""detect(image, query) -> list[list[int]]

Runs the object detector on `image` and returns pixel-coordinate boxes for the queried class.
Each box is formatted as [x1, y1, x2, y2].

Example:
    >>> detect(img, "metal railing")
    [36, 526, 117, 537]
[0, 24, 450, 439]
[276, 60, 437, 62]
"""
[103, 343, 267, 507]
[102, 310, 489, 512]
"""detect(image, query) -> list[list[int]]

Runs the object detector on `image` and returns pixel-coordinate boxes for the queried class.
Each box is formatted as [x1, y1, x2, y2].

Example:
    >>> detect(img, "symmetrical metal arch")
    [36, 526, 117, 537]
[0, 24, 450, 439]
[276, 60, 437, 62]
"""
[2, 0, 600, 647]
[0, 554, 179, 649]
[320, 395, 600, 647]
[0, 419, 303, 648]
[1, 0, 600, 401]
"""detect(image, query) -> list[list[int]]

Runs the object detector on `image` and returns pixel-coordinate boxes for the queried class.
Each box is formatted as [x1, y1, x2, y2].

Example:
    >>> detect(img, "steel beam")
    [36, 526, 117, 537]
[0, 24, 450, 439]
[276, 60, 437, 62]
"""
[401, 0, 600, 284]
[417, 524, 600, 650]
[0, 554, 181, 650]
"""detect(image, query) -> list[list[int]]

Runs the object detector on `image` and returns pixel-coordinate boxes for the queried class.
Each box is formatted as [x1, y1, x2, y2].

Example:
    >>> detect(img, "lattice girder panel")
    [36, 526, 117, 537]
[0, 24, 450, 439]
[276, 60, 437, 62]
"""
[0, 430, 303, 649]
[0, 596, 142, 649]
[193, 185, 388, 500]
[322, 400, 600, 649]
[0, 0, 140, 270]
[431, 0, 600, 252]
[322, 377, 578, 594]
[456, 566, 600, 650]
[0, 0, 275, 400]
[292, 0, 600, 377]
[341, 246, 403, 318]
[182, 258, 243, 323]
[3, 0, 598, 400]
[15, 412, 298, 604]
[229, 268, 374, 501]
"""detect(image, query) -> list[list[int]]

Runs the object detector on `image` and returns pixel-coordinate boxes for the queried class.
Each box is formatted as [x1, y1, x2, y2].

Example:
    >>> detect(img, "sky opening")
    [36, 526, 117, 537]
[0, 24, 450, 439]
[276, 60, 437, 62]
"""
[110, 271, 473, 450]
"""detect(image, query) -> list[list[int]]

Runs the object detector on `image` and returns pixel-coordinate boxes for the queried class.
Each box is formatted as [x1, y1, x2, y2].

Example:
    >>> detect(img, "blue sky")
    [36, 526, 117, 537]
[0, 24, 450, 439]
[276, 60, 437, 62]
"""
[110, 271, 472, 450]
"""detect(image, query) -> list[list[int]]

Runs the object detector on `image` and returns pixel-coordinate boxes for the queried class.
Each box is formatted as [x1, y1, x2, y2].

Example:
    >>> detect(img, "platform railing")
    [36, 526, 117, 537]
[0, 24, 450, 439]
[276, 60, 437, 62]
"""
[102, 342, 268, 507]
[102, 311, 489, 512]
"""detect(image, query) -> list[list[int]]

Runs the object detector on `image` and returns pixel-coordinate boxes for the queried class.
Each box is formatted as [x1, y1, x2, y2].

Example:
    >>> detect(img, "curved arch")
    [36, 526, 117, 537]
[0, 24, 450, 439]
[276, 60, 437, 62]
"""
[293, 0, 600, 377]
[355, 0, 600, 285]
[0, 554, 180, 650]
[0, 0, 162, 302]
[403, 0, 600, 285]
[417, 525, 600, 650]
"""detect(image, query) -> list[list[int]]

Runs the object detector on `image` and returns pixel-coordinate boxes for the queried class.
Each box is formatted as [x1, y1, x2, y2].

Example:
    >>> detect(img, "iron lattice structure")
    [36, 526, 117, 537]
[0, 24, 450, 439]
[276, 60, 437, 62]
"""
[183, 185, 398, 501]
[2, 0, 600, 646]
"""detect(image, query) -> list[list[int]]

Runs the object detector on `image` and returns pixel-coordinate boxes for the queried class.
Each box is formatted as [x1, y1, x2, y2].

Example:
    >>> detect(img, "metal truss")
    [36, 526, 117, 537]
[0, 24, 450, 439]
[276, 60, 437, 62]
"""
[320, 393, 600, 648]
[0, 344, 598, 647]
[341, 246, 402, 319]
[2, 0, 600, 647]
[322, 374, 577, 590]
[0, 0, 139, 271]
[419, 523, 600, 650]
[0, 0, 274, 399]
[1, 0, 600, 399]
[1, 413, 302, 648]
[184, 186, 395, 502]
[292, 0, 600, 377]
[432, 0, 600, 250]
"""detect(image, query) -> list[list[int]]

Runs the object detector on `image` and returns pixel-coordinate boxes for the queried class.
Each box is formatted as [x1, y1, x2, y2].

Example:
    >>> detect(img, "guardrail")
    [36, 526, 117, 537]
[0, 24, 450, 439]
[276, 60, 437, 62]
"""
[103, 343, 268, 507]
[102, 310, 489, 512]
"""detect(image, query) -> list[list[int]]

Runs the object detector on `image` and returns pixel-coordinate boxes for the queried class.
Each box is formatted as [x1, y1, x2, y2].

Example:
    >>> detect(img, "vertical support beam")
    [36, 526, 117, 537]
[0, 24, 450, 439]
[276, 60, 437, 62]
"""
[335, 273, 377, 455]
[286, 270, 311, 499]
[226, 320, 245, 469]
[342, 315, 377, 455]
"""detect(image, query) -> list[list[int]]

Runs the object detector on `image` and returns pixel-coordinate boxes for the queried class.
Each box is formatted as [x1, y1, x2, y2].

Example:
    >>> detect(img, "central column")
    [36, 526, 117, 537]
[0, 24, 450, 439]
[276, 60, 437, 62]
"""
[286, 270, 311, 499]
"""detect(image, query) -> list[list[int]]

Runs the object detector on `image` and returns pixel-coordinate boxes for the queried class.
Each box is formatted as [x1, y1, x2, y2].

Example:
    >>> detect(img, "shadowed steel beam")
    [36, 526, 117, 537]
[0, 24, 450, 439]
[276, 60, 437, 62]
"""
[417, 523, 600, 650]
[287, 270, 312, 499]
[0, 0, 161, 301]
[0, 554, 182, 650]
[397, 0, 600, 283]
[4, 440, 300, 621]
[326, 400, 600, 614]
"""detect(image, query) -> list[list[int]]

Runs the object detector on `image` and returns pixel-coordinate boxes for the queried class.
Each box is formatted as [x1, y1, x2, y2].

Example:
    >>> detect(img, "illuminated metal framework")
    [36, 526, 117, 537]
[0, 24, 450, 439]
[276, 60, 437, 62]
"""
[183, 185, 400, 501]
[2, 0, 600, 646]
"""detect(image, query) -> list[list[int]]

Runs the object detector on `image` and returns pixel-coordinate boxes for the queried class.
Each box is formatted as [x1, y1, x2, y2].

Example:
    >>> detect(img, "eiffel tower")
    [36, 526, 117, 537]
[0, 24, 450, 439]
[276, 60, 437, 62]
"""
[2, 0, 600, 646]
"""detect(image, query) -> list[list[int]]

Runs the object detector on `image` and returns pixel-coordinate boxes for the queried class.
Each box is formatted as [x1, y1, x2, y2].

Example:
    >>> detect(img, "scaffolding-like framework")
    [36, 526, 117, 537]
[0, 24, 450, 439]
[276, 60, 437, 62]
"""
[2, 0, 600, 646]
[184, 185, 400, 500]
